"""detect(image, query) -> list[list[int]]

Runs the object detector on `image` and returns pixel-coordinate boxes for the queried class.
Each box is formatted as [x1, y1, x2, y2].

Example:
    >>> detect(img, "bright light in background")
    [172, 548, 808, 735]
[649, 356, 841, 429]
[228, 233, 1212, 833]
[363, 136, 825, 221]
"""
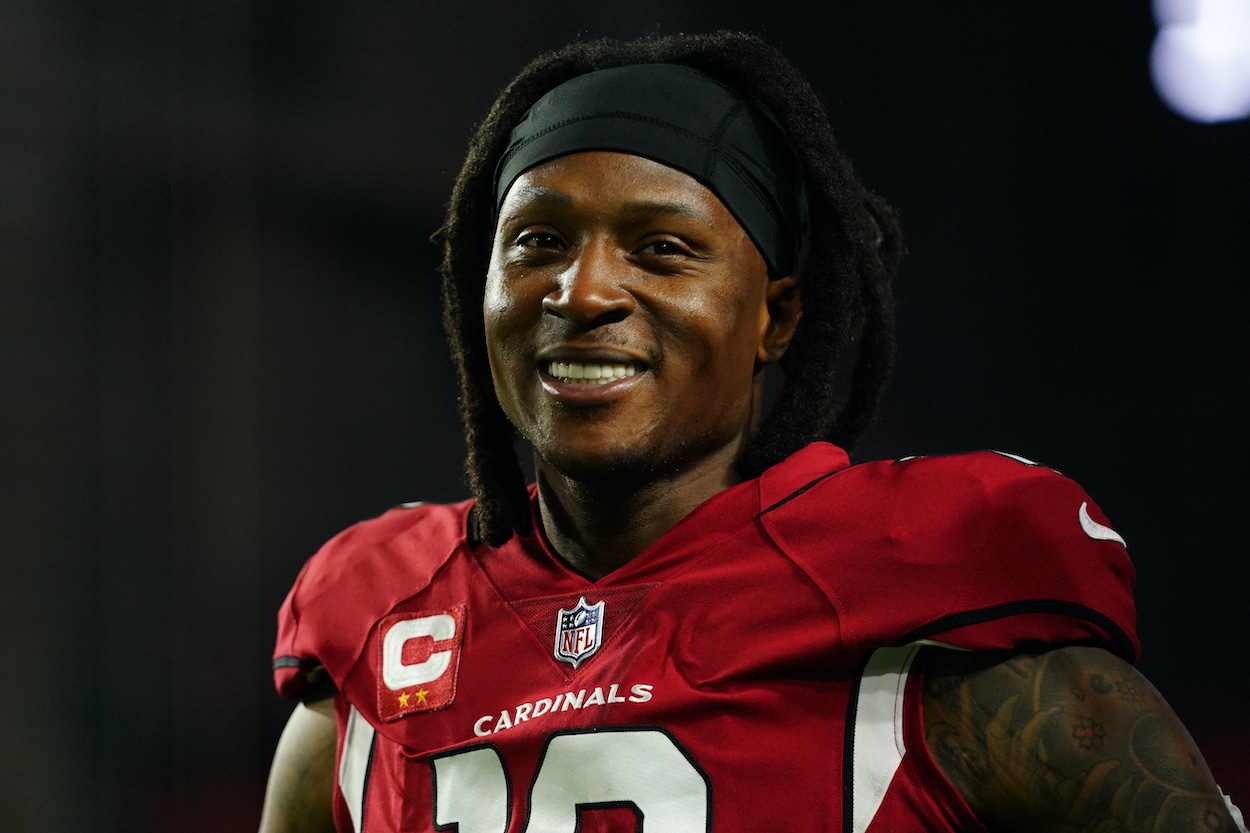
[1151, 0, 1250, 122]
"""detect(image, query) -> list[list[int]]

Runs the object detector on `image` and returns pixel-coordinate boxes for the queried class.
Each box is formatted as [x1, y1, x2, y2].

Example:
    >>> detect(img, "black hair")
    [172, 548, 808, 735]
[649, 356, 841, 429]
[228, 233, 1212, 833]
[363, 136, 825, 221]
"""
[437, 31, 903, 546]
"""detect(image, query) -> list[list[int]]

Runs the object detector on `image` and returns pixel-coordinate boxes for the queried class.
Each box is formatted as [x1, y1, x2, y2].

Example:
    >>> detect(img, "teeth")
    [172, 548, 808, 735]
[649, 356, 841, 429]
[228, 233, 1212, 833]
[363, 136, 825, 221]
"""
[546, 361, 639, 385]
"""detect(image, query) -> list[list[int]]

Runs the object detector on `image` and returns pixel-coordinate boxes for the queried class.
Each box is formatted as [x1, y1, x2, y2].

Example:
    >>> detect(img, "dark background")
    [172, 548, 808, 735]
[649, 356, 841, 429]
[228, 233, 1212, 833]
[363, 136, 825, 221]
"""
[4, 2, 1247, 831]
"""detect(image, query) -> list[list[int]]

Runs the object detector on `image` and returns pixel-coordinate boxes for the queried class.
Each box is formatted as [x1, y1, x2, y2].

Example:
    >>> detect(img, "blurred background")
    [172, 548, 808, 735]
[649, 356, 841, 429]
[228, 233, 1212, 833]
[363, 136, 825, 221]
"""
[3, 2, 1248, 830]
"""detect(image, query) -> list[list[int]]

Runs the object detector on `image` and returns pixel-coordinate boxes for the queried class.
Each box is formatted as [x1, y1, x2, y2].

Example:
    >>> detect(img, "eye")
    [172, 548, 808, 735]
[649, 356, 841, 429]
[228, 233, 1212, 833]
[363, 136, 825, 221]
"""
[637, 238, 692, 257]
[516, 230, 565, 250]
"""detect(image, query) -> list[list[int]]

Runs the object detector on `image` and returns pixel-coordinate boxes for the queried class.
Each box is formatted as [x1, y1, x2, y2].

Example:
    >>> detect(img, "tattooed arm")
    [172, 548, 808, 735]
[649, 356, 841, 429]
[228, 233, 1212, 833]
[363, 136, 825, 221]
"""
[920, 645, 1242, 833]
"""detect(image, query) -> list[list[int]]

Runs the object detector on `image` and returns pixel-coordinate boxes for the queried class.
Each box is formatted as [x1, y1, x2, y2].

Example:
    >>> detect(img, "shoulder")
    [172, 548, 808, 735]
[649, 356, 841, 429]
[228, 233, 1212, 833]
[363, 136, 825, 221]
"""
[757, 446, 1138, 658]
[274, 499, 476, 698]
[290, 499, 474, 613]
[851, 448, 1079, 505]
[761, 446, 1103, 549]
[761, 443, 1086, 511]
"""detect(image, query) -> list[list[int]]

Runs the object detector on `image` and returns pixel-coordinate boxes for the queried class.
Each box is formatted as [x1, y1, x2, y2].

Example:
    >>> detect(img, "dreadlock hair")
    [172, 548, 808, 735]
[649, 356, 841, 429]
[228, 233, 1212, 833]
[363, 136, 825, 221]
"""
[438, 31, 903, 546]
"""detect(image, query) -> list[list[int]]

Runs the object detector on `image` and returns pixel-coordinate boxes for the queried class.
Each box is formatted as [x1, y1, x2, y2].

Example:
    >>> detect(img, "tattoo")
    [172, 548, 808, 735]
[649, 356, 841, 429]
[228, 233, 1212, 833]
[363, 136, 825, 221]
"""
[920, 646, 1238, 833]
[1115, 678, 1146, 705]
[1089, 673, 1114, 695]
[1072, 716, 1105, 750]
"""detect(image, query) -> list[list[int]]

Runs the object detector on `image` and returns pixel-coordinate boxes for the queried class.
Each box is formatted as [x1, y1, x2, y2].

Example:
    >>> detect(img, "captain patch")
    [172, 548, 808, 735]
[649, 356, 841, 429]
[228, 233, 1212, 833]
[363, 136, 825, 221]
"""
[377, 605, 465, 721]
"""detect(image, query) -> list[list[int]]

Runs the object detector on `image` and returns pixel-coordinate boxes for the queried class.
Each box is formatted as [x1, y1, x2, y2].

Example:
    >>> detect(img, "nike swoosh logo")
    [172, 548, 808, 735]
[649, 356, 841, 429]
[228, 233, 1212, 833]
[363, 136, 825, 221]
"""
[1079, 501, 1126, 547]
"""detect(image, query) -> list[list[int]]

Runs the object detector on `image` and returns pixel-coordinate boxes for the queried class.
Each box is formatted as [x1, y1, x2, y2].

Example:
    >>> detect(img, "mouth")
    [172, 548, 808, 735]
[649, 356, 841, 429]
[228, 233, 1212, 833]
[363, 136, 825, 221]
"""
[544, 360, 641, 385]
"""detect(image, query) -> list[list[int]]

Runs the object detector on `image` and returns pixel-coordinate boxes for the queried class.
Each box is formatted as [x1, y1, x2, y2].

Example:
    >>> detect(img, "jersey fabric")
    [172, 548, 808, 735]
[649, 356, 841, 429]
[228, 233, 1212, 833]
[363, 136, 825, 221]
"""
[273, 442, 1138, 833]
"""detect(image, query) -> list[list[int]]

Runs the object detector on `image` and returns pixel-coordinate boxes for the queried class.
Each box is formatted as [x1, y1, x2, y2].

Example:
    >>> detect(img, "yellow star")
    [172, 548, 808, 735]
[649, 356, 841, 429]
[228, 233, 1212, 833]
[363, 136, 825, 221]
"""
[415, 688, 429, 705]
[397, 692, 410, 707]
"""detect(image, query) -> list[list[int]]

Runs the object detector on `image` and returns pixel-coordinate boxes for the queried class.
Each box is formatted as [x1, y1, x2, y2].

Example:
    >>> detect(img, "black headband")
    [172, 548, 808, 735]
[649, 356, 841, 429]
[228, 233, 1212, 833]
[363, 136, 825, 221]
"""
[493, 64, 810, 276]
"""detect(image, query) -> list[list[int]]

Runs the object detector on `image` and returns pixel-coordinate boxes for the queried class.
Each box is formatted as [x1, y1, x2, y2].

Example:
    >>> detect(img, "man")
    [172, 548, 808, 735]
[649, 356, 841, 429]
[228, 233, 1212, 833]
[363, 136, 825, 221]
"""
[260, 31, 1245, 833]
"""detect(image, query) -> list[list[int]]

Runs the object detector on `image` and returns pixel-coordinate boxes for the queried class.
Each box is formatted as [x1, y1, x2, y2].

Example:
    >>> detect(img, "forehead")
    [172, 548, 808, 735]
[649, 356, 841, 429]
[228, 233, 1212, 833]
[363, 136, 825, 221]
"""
[496, 151, 739, 228]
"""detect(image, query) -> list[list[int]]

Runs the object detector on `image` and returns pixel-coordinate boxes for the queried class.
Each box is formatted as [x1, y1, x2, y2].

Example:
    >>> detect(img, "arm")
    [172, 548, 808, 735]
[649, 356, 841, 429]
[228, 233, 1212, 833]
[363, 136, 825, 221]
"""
[920, 645, 1242, 833]
[258, 697, 338, 833]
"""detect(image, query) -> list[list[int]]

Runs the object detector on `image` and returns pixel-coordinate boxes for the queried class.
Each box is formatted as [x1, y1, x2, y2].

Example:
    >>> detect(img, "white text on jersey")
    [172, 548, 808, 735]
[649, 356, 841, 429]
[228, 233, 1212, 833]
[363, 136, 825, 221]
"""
[473, 682, 654, 736]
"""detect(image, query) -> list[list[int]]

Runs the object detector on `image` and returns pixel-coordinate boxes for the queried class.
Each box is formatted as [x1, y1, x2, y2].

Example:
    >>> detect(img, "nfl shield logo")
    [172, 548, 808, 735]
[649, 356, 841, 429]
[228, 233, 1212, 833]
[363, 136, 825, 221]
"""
[554, 597, 605, 669]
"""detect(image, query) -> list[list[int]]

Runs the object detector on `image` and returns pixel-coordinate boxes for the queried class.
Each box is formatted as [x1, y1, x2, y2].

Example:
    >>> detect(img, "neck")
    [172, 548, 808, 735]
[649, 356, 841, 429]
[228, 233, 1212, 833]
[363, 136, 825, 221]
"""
[534, 448, 742, 580]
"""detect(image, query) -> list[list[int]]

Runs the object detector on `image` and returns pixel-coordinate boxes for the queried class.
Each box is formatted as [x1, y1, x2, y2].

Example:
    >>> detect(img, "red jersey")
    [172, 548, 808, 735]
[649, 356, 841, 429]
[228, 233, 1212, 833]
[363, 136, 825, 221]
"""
[273, 443, 1138, 833]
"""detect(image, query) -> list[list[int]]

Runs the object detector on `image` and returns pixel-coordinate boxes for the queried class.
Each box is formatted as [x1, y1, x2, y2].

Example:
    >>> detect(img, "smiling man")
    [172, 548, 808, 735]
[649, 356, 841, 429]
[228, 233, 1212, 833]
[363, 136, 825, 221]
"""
[260, 32, 1245, 833]
[486, 149, 798, 579]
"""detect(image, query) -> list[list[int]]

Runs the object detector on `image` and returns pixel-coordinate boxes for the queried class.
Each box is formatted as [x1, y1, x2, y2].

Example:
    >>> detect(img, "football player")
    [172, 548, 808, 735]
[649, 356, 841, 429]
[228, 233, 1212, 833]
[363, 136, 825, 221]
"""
[260, 31, 1246, 833]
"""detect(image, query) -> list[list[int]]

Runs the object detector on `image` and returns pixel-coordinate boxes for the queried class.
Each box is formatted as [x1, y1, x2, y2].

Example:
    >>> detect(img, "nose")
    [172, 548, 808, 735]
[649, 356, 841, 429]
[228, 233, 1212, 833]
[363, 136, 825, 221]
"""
[541, 240, 634, 327]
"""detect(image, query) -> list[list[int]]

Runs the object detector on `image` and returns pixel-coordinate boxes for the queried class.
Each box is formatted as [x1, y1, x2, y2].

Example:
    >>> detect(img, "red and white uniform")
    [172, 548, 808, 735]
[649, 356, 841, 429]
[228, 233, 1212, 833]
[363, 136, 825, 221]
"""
[273, 443, 1137, 833]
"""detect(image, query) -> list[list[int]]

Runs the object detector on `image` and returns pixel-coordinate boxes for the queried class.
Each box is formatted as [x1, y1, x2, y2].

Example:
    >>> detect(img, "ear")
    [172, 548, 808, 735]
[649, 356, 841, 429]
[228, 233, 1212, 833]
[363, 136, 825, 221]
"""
[757, 274, 803, 365]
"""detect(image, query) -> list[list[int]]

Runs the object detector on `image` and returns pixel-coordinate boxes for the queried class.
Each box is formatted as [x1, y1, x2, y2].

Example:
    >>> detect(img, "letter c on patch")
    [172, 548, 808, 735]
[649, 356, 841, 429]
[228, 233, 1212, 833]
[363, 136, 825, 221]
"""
[383, 613, 456, 689]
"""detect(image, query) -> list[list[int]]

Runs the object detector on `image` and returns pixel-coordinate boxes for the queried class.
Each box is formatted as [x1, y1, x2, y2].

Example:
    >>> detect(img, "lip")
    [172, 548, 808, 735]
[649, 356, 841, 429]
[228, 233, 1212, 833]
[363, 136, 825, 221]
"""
[535, 345, 651, 366]
[534, 342, 652, 405]
[538, 366, 648, 404]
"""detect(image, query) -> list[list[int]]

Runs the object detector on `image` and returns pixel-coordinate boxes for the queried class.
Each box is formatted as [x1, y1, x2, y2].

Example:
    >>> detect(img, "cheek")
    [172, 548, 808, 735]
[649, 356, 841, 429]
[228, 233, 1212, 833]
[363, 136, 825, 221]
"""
[482, 266, 508, 334]
[482, 268, 530, 346]
[482, 271, 520, 392]
[483, 260, 546, 335]
[685, 289, 768, 374]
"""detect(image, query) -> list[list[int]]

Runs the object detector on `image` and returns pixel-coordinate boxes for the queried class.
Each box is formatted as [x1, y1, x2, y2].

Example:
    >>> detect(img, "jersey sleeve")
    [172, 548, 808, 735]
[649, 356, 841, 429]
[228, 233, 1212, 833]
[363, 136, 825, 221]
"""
[759, 451, 1139, 661]
[917, 460, 1138, 659]
[271, 501, 471, 701]
[273, 555, 333, 701]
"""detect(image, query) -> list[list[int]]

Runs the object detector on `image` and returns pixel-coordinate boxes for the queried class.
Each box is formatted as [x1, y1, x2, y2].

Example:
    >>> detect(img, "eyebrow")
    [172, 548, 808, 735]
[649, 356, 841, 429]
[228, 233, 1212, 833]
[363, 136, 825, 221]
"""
[618, 199, 712, 225]
[498, 185, 571, 221]
[500, 186, 712, 226]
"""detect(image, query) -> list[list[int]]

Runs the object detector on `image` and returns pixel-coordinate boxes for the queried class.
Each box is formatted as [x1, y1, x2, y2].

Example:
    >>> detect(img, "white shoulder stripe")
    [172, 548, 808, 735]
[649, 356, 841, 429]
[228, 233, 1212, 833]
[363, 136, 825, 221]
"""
[339, 705, 376, 833]
[1079, 501, 1127, 547]
[988, 450, 1041, 466]
[851, 644, 920, 833]
[1223, 789, 1248, 833]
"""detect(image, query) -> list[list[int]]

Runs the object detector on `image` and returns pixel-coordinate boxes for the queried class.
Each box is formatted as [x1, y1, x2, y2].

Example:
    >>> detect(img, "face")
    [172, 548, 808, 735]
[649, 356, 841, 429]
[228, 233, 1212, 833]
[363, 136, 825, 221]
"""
[484, 151, 798, 485]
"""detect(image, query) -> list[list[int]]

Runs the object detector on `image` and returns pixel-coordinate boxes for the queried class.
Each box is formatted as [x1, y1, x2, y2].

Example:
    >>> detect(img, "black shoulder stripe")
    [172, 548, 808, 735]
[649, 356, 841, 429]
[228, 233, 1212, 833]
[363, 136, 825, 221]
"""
[274, 657, 337, 700]
[891, 599, 1137, 662]
[759, 469, 842, 516]
[273, 655, 314, 670]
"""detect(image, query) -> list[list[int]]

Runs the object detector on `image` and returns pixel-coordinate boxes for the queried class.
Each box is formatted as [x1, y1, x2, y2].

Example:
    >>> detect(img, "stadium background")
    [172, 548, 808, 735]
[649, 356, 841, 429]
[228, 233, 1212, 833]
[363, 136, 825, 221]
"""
[3, 3, 1247, 830]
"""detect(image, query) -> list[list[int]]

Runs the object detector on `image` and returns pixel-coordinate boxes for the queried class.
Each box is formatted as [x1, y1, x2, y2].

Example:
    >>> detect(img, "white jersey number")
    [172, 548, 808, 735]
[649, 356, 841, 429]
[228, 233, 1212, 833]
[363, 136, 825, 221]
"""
[432, 727, 710, 832]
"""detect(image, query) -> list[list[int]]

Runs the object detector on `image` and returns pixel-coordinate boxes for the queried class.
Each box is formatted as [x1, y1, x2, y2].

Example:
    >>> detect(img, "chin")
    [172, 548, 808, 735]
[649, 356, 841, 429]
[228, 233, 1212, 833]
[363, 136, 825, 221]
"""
[534, 444, 661, 486]
[532, 431, 736, 489]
